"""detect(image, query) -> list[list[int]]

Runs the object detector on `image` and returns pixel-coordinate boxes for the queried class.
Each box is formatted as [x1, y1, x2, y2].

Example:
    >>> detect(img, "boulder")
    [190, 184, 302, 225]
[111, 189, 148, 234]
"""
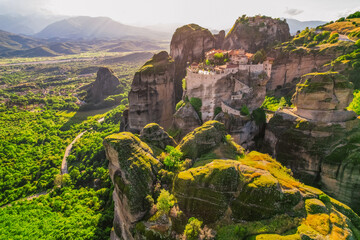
[140, 123, 176, 153]
[171, 102, 202, 140]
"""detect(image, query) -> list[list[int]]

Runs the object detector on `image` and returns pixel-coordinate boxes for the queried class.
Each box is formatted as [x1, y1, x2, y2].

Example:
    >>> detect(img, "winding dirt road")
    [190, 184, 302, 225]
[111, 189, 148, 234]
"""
[61, 117, 104, 174]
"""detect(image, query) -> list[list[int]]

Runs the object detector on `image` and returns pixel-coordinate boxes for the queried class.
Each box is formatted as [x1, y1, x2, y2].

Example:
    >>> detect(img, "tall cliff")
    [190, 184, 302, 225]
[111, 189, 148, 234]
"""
[128, 51, 175, 132]
[267, 44, 354, 92]
[264, 72, 360, 213]
[170, 24, 216, 101]
[222, 15, 290, 52]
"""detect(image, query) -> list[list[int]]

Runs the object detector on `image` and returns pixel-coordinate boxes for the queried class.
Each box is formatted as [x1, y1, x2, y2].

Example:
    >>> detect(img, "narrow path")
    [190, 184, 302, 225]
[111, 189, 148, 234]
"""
[61, 117, 105, 174]
[338, 34, 355, 43]
[1, 109, 106, 208]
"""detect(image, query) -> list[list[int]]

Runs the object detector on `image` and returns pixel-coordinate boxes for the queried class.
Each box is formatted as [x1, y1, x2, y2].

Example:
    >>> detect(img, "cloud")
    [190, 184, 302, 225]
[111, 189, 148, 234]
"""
[337, 7, 360, 18]
[0, 0, 52, 15]
[284, 8, 304, 16]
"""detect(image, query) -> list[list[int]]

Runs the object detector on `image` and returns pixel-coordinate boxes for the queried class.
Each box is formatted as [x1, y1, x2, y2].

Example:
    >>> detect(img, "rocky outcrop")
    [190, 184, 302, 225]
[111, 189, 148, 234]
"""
[214, 30, 225, 49]
[128, 51, 176, 132]
[222, 16, 290, 52]
[104, 132, 162, 240]
[104, 121, 360, 240]
[267, 43, 354, 92]
[171, 103, 201, 140]
[292, 72, 356, 122]
[140, 123, 176, 152]
[264, 72, 360, 213]
[170, 24, 216, 101]
[86, 67, 124, 104]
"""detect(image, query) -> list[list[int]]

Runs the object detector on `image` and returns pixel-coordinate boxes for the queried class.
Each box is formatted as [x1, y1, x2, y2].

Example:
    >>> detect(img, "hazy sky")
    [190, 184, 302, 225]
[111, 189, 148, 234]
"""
[0, 0, 359, 29]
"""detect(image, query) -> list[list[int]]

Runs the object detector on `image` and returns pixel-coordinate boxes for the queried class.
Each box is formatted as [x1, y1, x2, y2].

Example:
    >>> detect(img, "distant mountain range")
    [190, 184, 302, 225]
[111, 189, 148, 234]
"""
[0, 15, 328, 57]
[285, 19, 327, 35]
[0, 14, 66, 35]
[35, 16, 171, 41]
[0, 28, 166, 57]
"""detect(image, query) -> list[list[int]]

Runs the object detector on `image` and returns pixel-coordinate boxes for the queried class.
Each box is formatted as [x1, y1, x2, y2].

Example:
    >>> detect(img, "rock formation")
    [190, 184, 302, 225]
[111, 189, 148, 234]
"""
[267, 45, 352, 92]
[127, 51, 176, 132]
[264, 72, 360, 213]
[86, 67, 124, 104]
[140, 123, 176, 153]
[104, 120, 360, 240]
[170, 24, 216, 101]
[104, 132, 162, 240]
[222, 15, 290, 52]
[171, 103, 201, 140]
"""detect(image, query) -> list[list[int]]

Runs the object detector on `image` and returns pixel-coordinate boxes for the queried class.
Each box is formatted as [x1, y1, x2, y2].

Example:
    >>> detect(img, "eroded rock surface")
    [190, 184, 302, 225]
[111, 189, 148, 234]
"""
[170, 24, 216, 101]
[222, 16, 290, 52]
[86, 67, 124, 104]
[264, 72, 360, 213]
[104, 121, 360, 240]
[104, 132, 161, 240]
[128, 51, 176, 132]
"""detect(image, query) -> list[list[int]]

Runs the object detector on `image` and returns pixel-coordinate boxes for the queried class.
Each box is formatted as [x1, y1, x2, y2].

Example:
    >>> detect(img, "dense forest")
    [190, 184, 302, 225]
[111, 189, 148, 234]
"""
[0, 54, 143, 239]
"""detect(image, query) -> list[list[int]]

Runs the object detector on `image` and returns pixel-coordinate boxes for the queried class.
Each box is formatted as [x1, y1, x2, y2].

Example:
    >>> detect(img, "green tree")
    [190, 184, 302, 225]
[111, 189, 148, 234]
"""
[156, 189, 175, 214]
[164, 146, 183, 170]
[184, 217, 203, 240]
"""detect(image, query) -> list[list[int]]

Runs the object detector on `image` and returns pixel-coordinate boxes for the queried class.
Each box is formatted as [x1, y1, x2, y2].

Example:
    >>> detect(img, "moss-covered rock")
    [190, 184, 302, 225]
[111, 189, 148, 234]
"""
[172, 151, 360, 239]
[104, 132, 162, 239]
[177, 121, 244, 160]
[140, 123, 177, 155]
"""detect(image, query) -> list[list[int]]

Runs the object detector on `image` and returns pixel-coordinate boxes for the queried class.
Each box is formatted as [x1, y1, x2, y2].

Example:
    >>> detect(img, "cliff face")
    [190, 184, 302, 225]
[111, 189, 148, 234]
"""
[222, 16, 290, 52]
[104, 132, 162, 240]
[128, 51, 175, 132]
[268, 46, 349, 92]
[86, 67, 123, 103]
[170, 24, 216, 101]
[264, 72, 360, 213]
[104, 121, 360, 240]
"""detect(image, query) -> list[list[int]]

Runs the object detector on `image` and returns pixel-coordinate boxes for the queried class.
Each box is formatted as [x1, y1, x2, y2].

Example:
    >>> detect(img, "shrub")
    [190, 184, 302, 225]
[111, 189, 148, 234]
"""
[156, 189, 175, 214]
[355, 39, 360, 47]
[214, 106, 222, 116]
[184, 217, 202, 240]
[240, 105, 250, 116]
[163, 145, 183, 170]
[176, 100, 185, 111]
[347, 11, 360, 19]
[182, 78, 187, 90]
[252, 49, 266, 64]
[190, 97, 202, 119]
[251, 108, 266, 125]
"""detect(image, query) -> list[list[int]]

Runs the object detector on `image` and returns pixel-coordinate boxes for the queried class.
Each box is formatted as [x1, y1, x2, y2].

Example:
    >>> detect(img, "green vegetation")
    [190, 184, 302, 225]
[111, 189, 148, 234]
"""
[189, 97, 202, 119]
[184, 217, 202, 240]
[240, 105, 250, 115]
[156, 189, 175, 214]
[261, 96, 291, 111]
[252, 49, 267, 64]
[182, 78, 187, 90]
[214, 106, 222, 116]
[0, 51, 146, 239]
[348, 90, 360, 114]
[0, 187, 113, 240]
[176, 100, 185, 111]
[163, 145, 183, 170]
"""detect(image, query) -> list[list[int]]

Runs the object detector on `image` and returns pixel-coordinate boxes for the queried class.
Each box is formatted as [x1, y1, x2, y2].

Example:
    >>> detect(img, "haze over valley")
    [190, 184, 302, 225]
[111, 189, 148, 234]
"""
[1, 1, 360, 240]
